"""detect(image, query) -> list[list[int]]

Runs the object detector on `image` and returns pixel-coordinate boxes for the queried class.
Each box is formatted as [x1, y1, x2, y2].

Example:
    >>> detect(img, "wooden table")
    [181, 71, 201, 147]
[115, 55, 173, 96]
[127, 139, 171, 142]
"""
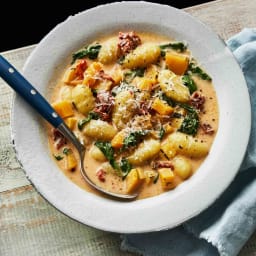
[1, 0, 255, 255]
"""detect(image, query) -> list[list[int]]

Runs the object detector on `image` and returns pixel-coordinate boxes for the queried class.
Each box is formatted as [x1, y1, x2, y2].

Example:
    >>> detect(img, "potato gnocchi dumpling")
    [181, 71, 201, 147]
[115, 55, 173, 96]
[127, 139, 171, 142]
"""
[49, 31, 218, 200]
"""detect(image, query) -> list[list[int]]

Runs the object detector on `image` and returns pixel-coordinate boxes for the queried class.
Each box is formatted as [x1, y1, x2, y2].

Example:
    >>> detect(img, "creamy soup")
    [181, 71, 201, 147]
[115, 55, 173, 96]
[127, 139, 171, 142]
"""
[48, 31, 218, 200]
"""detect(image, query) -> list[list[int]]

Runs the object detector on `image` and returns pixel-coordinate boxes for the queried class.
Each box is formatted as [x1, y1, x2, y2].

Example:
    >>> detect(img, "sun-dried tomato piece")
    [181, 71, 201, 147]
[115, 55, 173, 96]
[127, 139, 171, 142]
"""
[152, 161, 174, 170]
[96, 169, 106, 182]
[93, 92, 114, 121]
[52, 129, 67, 149]
[75, 59, 87, 79]
[201, 123, 214, 134]
[118, 31, 141, 55]
[97, 70, 115, 83]
[190, 91, 205, 111]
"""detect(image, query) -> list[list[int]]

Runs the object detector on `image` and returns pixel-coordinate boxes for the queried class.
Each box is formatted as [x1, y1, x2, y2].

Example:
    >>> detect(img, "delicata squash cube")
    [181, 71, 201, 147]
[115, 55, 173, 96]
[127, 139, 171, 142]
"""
[111, 130, 126, 149]
[158, 168, 175, 190]
[48, 31, 218, 200]
[151, 98, 174, 115]
[65, 149, 77, 172]
[126, 168, 144, 193]
[64, 117, 77, 130]
[52, 100, 74, 118]
[165, 52, 189, 75]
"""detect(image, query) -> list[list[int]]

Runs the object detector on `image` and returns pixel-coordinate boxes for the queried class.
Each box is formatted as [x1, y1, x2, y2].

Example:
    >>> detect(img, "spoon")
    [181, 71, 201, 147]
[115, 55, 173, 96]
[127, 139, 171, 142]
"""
[0, 55, 137, 200]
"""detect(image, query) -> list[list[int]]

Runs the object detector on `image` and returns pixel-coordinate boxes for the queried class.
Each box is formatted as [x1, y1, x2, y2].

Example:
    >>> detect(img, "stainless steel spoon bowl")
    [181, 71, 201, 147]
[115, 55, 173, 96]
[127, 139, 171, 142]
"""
[58, 123, 138, 199]
[0, 55, 137, 200]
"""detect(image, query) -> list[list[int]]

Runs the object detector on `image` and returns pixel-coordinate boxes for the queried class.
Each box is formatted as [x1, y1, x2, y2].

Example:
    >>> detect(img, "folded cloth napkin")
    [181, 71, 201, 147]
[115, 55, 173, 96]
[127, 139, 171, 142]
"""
[121, 28, 256, 256]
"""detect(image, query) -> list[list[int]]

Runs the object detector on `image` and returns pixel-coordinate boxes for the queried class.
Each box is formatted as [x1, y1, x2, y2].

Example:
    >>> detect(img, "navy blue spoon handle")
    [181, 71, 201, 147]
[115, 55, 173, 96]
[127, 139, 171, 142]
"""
[0, 55, 62, 128]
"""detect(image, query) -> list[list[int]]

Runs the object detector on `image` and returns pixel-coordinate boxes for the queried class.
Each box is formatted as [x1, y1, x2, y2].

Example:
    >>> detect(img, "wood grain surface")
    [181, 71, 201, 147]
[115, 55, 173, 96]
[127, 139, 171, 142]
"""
[0, 0, 256, 255]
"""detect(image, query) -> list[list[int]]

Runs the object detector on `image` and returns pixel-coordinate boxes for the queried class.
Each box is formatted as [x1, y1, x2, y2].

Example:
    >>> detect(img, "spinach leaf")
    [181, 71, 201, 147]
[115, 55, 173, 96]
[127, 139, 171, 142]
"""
[95, 141, 118, 169]
[123, 68, 145, 83]
[159, 126, 165, 140]
[72, 44, 101, 63]
[182, 75, 197, 94]
[178, 103, 196, 113]
[178, 106, 199, 136]
[160, 42, 187, 56]
[117, 55, 125, 65]
[119, 158, 132, 178]
[160, 93, 176, 107]
[153, 173, 159, 184]
[123, 130, 149, 149]
[172, 112, 183, 118]
[54, 155, 63, 161]
[159, 94, 199, 136]
[188, 62, 212, 81]
[63, 148, 71, 155]
[78, 112, 99, 130]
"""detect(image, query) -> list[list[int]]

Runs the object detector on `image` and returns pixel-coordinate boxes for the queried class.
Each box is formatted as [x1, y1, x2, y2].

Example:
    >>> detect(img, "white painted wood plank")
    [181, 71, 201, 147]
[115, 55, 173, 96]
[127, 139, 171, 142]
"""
[0, 185, 132, 256]
[185, 0, 256, 40]
[0, 47, 35, 192]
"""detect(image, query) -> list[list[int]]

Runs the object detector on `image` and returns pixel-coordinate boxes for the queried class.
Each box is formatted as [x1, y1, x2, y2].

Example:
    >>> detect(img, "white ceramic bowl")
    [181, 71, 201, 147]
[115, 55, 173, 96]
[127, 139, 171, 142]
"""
[11, 1, 251, 233]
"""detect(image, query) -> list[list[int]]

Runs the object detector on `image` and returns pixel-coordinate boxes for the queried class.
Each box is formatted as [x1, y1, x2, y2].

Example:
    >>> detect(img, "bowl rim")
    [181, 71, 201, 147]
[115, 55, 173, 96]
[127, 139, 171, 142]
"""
[11, 1, 251, 233]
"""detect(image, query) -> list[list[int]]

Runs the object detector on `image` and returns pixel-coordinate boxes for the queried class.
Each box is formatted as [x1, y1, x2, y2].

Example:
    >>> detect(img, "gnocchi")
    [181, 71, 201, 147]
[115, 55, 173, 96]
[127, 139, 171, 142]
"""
[49, 31, 218, 200]
[122, 43, 161, 69]
[71, 84, 95, 115]
[98, 38, 119, 64]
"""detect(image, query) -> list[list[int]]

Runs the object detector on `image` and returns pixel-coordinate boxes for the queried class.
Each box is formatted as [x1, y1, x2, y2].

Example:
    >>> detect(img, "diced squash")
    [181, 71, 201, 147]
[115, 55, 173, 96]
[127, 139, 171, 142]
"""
[172, 156, 192, 180]
[62, 67, 76, 84]
[111, 130, 126, 149]
[52, 100, 74, 118]
[163, 123, 174, 134]
[110, 65, 123, 85]
[65, 117, 76, 130]
[158, 168, 175, 190]
[151, 98, 174, 115]
[136, 168, 145, 180]
[83, 62, 103, 87]
[165, 52, 189, 75]
[126, 168, 143, 193]
[160, 141, 177, 159]
[131, 77, 153, 91]
[65, 150, 77, 172]
[62, 60, 87, 85]
[145, 64, 159, 85]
